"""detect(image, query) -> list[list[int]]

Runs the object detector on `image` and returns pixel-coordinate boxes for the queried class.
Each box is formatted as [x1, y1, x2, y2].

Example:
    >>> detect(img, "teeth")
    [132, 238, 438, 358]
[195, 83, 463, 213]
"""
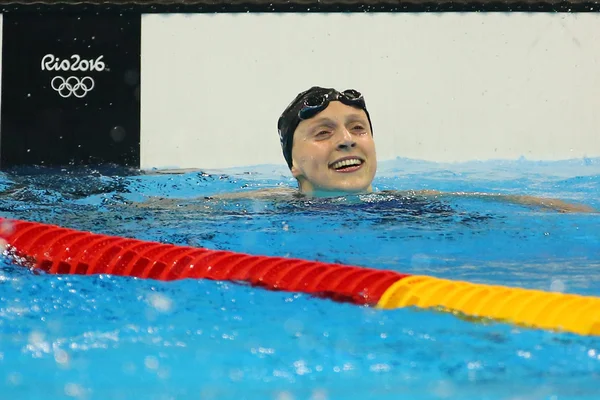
[331, 158, 362, 169]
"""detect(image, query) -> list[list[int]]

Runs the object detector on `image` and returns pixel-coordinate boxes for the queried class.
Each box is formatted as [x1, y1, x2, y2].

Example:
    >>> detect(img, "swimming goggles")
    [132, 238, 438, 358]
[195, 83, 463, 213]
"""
[298, 89, 366, 120]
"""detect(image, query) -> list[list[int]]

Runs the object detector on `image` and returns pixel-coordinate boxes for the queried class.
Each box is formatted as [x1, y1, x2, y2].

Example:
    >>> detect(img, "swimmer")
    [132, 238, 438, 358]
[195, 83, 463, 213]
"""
[214, 86, 595, 213]
[278, 87, 376, 196]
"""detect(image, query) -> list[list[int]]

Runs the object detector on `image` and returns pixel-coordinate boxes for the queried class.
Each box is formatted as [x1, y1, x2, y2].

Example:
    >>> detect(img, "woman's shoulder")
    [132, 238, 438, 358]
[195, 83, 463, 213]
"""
[207, 187, 299, 201]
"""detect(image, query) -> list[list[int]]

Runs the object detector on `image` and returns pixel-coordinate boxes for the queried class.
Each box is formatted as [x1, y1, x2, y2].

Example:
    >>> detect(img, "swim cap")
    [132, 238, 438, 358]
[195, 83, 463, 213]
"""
[277, 86, 373, 169]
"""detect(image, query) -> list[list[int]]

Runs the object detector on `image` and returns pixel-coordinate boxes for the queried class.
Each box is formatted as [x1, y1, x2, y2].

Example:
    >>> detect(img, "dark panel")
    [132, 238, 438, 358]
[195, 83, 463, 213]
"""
[0, 0, 597, 12]
[1, 12, 141, 168]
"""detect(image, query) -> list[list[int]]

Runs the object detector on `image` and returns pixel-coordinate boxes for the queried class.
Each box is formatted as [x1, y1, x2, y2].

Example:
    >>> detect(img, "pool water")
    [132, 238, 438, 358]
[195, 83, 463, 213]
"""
[1, 158, 599, 400]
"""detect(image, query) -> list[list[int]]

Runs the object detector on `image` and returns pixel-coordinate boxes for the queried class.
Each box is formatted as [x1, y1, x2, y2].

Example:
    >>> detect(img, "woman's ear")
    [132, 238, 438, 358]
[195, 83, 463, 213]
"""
[290, 163, 301, 179]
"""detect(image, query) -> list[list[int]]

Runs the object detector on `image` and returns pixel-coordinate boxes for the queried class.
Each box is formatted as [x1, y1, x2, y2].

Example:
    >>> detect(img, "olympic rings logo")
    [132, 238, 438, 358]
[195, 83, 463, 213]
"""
[50, 76, 95, 98]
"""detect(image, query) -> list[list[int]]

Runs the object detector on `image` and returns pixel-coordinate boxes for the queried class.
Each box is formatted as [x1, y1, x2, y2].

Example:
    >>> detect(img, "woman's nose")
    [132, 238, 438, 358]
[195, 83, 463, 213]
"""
[336, 129, 356, 150]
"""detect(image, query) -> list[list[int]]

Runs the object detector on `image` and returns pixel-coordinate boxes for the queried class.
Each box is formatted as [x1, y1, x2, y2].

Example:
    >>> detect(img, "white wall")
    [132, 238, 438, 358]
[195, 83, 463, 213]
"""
[141, 13, 600, 170]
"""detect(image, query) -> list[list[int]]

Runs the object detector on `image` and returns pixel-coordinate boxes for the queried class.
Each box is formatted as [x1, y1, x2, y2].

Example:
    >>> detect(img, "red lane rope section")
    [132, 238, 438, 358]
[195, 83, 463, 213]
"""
[0, 218, 409, 305]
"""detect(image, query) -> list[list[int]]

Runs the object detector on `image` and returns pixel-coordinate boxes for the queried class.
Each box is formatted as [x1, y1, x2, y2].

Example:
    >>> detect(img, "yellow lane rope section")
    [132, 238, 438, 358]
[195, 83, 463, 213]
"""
[377, 275, 600, 336]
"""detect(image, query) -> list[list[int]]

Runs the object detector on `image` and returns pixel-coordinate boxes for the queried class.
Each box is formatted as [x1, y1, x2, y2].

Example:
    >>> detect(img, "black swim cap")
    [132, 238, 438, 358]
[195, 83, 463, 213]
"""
[277, 86, 373, 169]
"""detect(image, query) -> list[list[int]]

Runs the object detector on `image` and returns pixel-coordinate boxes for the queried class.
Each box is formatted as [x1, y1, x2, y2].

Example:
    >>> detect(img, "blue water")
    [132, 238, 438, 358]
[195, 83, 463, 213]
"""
[1, 158, 599, 400]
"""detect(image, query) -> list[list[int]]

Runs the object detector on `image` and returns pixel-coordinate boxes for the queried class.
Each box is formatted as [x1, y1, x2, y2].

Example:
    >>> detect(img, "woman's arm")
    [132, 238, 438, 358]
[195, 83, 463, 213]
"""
[408, 190, 597, 213]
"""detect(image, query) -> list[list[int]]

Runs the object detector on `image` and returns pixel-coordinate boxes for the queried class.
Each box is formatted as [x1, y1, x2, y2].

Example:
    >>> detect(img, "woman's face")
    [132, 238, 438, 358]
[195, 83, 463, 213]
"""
[290, 101, 377, 195]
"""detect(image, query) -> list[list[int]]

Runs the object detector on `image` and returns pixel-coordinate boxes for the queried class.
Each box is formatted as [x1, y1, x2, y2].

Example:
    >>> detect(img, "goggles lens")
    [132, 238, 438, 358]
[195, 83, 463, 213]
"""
[298, 90, 364, 120]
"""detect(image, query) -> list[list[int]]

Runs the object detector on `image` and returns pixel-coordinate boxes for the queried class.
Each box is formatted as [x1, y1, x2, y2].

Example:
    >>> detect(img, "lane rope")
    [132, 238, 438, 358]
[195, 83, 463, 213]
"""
[1, 218, 599, 336]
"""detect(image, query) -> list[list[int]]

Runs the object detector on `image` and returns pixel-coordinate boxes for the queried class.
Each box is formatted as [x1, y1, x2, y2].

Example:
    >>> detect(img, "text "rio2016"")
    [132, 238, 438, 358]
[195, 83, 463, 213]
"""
[41, 54, 106, 72]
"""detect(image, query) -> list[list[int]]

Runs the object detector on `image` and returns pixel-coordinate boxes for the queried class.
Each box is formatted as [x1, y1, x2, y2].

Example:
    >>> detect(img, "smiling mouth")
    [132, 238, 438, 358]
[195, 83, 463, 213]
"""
[329, 158, 364, 172]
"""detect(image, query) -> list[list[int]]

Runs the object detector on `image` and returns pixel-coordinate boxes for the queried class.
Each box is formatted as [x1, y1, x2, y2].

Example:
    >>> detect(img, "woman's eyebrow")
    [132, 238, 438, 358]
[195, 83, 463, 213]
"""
[345, 113, 368, 123]
[308, 117, 337, 127]
[309, 114, 367, 127]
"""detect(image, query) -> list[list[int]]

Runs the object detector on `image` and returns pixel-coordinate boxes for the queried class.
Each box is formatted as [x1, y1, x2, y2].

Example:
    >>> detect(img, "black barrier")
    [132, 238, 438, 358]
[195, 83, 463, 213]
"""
[0, 0, 597, 13]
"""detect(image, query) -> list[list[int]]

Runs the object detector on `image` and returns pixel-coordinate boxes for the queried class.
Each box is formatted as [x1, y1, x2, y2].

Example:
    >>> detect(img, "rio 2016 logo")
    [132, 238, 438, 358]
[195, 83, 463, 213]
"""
[41, 54, 107, 98]
[50, 76, 95, 99]
[41, 54, 106, 72]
